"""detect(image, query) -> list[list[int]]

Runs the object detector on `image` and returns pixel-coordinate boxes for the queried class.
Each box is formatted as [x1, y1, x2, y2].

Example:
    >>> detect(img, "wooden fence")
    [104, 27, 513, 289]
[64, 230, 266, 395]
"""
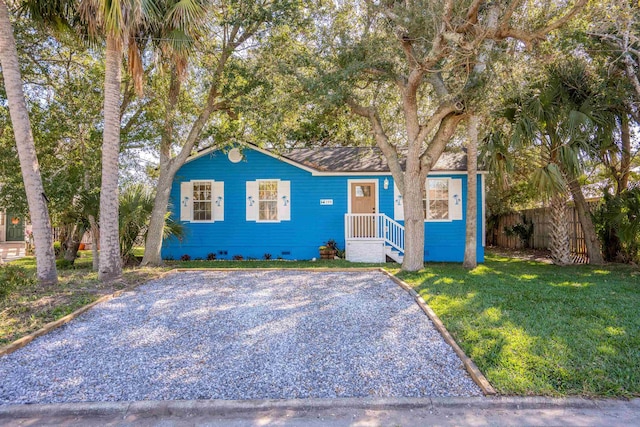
[52, 228, 93, 247]
[487, 204, 595, 262]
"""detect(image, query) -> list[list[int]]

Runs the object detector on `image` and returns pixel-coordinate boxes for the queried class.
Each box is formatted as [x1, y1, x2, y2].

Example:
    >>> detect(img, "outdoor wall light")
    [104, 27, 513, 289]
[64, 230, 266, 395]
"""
[383, 178, 389, 190]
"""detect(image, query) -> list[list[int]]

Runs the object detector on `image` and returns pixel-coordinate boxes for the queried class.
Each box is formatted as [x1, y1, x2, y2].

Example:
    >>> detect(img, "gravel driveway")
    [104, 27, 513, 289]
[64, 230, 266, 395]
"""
[0, 270, 481, 404]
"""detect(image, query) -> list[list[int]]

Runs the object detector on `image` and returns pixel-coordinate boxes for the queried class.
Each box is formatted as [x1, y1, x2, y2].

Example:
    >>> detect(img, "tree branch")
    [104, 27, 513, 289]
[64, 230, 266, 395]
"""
[346, 98, 405, 192]
[416, 101, 464, 150]
[420, 113, 464, 172]
[496, 0, 587, 47]
[457, 0, 484, 33]
[429, 73, 449, 99]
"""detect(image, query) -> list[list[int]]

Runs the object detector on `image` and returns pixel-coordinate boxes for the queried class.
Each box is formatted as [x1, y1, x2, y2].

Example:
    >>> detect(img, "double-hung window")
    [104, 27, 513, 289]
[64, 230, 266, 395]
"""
[180, 180, 224, 222]
[192, 181, 212, 221]
[258, 180, 278, 221]
[246, 179, 291, 222]
[424, 178, 449, 220]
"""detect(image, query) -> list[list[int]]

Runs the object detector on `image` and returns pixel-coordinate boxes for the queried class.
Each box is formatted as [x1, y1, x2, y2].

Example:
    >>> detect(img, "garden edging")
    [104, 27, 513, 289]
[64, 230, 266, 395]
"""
[379, 269, 497, 396]
[0, 269, 179, 358]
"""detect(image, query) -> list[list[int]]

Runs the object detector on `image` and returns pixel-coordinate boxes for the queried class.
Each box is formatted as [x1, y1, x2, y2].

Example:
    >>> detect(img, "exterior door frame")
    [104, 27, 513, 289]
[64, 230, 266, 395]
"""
[5, 210, 24, 242]
[0, 210, 5, 242]
[347, 179, 379, 214]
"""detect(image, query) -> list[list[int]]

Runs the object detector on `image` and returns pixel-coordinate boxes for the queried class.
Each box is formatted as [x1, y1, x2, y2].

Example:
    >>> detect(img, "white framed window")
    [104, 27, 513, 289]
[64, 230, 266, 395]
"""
[180, 180, 224, 222]
[424, 178, 450, 221]
[258, 180, 278, 221]
[192, 181, 213, 221]
[246, 180, 291, 222]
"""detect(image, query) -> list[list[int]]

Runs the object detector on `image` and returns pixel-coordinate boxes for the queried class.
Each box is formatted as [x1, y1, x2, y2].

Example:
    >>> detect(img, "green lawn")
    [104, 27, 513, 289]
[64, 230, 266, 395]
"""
[399, 253, 640, 397]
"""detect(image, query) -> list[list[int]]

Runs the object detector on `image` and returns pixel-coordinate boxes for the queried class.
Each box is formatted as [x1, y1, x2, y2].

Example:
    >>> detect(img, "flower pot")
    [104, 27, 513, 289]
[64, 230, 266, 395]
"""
[319, 249, 337, 260]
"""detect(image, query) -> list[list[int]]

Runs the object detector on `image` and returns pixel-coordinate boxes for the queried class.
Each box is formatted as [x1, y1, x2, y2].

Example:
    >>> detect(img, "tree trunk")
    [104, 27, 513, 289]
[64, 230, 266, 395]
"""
[549, 194, 572, 266]
[564, 175, 604, 264]
[141, 67, 182, 266]
[63, 221, 87, 263]
[141, 170, 173, 265]
[98, 35, 123, 281]
[463, 115, 478, 268]
[402, 171, 425, 271]
[89, 215, 99, 271]
[619, 114, 631, 194]
[0, 0, 57, 284]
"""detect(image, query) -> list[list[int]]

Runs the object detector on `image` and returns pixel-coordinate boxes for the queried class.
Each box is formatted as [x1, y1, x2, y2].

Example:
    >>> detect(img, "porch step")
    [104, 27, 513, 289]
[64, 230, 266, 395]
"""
[385, 246, 404, 264]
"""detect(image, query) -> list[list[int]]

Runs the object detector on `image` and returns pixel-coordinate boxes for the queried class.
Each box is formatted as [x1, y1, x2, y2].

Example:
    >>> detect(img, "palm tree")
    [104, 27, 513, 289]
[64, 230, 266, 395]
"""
[0, 0, 57, 284]
[75, 0, 154, 280]
[503, 62, 605, 265]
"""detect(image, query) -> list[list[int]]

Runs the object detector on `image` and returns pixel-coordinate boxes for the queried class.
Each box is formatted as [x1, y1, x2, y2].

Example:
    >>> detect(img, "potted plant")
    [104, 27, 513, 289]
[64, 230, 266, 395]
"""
[319, 239, 338, 259]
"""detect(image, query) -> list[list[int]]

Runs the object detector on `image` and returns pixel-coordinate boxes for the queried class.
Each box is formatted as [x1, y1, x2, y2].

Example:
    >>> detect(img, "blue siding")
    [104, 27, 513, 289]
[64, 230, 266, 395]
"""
[162, 147, 484, 262]
[419, 174, 484, 262]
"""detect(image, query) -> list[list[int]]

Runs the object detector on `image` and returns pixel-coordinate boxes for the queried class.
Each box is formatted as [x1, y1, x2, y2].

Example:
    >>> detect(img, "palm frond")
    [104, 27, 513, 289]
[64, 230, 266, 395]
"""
[531, 163, 567, 198]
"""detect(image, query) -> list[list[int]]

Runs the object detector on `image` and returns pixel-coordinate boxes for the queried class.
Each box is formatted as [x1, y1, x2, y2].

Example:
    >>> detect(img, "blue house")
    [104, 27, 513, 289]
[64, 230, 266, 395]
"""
[162, 143, 486, 263]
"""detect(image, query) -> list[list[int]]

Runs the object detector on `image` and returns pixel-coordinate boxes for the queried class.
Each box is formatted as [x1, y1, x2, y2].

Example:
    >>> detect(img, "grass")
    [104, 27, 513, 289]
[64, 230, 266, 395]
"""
[399, 251, 640, 397]
[0, 251, 168, 346]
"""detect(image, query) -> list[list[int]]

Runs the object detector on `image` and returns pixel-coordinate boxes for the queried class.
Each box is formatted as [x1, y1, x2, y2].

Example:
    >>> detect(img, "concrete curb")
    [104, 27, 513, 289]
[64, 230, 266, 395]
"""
[0, 397, 626, 419]
[379, 269, 497, 396]
[0, 269, 178, 358]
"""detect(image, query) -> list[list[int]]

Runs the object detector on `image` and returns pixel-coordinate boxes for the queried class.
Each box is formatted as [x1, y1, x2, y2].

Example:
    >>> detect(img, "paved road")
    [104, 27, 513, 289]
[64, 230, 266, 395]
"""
[1, 397, 639, 426]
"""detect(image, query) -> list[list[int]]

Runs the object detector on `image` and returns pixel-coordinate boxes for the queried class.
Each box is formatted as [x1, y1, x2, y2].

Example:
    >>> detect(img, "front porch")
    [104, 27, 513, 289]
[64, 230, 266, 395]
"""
[344, 213, 405, 263]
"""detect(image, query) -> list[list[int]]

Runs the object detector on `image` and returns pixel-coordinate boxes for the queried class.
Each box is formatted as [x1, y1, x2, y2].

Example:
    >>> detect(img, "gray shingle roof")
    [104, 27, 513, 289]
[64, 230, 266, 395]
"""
[280, 146, 468, 172]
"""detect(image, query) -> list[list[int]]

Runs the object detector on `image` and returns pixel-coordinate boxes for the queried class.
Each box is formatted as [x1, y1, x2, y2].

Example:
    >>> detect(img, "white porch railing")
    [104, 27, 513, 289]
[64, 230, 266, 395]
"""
[344, 213, 404, 253]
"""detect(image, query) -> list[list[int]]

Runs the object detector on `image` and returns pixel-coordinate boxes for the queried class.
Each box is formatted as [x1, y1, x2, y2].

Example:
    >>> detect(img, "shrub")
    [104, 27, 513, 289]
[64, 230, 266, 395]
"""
[119, 184, 185, 265]
[56, 259, 75, 269]
[180, 254, 191, 261]
[207, 253, 217, 261]
[0, 265, 35, 300]
[504, 215, 534, 248]
[263, 253, 272, 260]
[232, 254, 243, 260]
[593, 188, 640, 263]
[53, 241, 62, 258]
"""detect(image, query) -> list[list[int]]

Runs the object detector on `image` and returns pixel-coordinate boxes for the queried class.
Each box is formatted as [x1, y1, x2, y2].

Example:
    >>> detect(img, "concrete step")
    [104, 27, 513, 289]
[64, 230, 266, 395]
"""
[385, 247, 404, 264]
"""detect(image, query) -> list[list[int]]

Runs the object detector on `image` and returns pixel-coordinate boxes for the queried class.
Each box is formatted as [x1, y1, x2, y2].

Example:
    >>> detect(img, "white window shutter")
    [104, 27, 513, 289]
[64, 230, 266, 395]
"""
[278, 180, 291, 221]
[393, 183, 404, 221]
[180, 181, 193, 221]
[246, 181, 258, 221]
[449, 178, 463, 220]
[212, 181, 224, 221]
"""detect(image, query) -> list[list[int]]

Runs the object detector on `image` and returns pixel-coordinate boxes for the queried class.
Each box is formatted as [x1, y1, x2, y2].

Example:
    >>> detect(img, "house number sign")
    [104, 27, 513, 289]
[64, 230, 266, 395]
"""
[320, 199, 333, 205]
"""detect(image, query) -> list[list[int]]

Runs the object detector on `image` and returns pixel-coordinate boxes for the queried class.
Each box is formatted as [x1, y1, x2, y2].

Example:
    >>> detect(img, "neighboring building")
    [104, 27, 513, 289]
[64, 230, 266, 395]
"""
[161, 143, 486, 263]
[0, 210, 27, 242]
